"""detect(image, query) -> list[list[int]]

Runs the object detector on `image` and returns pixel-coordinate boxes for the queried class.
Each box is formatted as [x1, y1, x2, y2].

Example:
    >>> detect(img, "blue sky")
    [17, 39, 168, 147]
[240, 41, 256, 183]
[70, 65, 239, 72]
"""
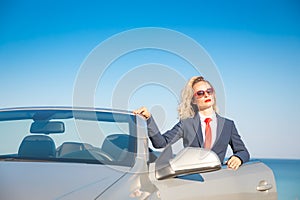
[1, 0, 300, 158]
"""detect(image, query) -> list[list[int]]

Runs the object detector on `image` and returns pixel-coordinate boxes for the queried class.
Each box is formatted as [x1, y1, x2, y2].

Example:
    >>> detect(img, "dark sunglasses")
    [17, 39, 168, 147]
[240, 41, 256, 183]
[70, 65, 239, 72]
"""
[194, 88, 214, 98]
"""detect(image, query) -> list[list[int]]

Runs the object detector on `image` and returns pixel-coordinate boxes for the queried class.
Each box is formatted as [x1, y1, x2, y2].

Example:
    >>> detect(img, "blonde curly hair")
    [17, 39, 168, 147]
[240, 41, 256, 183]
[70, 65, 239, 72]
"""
[178, 76, 218, 119]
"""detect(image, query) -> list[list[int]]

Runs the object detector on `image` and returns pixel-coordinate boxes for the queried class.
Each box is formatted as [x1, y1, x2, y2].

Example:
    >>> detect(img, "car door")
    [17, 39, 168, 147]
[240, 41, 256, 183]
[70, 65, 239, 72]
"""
[149, 161, 277, 200]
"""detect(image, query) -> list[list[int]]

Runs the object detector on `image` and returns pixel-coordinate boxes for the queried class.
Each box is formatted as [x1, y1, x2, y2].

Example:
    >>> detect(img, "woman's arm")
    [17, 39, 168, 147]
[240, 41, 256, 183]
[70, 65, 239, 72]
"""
[147, 116, 183, 148]
[228, 121, 250, 169]
[134, 107, 183, 148]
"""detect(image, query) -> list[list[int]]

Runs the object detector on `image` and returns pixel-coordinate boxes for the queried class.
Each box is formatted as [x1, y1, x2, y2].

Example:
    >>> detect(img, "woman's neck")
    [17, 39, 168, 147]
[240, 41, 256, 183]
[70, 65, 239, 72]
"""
[199, 107, 214, 116]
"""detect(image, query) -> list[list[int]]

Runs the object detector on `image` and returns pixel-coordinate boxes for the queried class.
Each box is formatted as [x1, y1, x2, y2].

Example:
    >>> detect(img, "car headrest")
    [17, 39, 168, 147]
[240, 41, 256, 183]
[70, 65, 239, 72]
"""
[18, 135, 56, 158]
[56, 142, 93, 157]
[101, 134, 135, 161]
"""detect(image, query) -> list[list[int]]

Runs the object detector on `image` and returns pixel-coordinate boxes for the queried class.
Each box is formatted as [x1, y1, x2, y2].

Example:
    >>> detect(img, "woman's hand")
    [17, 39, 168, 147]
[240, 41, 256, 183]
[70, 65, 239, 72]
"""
[226, 156, 242, 170]
[133, 106, 151, 120]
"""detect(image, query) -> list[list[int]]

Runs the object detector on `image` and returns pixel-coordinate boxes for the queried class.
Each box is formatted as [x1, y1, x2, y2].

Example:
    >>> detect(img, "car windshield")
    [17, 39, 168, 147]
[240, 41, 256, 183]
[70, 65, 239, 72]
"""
[0, 108, 137, 167]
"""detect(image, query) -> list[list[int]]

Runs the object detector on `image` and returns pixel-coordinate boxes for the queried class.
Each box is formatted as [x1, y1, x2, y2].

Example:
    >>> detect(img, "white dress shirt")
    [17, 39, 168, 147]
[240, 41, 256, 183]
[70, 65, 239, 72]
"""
[199, 112, 217, 147]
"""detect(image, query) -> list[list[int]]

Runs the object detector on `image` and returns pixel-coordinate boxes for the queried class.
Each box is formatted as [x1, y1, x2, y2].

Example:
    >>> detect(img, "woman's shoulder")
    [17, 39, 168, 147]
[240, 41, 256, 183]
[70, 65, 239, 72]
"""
[179, 114, 198, 125]
[216, 113, 235, 124]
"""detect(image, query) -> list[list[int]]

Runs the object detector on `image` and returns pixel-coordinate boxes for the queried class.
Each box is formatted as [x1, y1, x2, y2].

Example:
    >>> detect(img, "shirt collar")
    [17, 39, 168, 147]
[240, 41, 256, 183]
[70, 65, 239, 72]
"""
[199, 112, 216, 122]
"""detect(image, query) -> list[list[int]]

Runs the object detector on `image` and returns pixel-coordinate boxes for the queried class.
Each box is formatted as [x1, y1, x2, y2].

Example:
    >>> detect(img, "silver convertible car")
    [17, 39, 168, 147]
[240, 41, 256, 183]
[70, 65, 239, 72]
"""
[0, 107, 277, 200]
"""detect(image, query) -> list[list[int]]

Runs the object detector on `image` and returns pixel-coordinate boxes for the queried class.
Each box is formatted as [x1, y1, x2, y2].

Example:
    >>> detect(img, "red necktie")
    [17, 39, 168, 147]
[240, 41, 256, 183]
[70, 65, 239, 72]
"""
[204, 118, 212, 149]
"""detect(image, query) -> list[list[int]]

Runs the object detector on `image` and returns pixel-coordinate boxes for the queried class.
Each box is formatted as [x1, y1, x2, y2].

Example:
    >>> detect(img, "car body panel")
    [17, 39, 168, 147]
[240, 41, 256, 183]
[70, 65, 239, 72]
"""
[149, 161, 277, 200]
[0, 161, 128, 200]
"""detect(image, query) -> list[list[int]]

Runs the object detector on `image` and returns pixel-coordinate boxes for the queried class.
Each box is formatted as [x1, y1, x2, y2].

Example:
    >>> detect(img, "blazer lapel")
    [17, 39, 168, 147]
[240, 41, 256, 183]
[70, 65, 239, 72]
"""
[192, 113, 204, 147]
[213, 114, 225, 148]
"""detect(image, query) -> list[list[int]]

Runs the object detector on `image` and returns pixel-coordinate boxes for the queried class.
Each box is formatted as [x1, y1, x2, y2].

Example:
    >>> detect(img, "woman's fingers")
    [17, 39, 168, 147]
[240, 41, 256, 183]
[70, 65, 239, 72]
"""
[227, 156, 242, 170]
[133, 107, 146, 115]
[133, 107, 151, 119]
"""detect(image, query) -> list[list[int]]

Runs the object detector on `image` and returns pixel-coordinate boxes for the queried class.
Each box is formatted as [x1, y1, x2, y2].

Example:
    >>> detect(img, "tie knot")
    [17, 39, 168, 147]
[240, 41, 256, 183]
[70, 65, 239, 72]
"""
[204, 118, 212, 125]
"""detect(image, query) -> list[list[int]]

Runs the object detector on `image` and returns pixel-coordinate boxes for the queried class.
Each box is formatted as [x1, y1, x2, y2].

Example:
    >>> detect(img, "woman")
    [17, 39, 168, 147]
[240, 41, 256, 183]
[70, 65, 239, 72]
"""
[134, 76, 250, 170]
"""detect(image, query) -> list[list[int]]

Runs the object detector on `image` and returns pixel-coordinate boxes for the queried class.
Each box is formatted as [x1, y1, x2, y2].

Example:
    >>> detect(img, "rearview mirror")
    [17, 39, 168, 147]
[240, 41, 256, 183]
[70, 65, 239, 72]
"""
[156, 147, 221, 180]
[30, 121, 65, 134]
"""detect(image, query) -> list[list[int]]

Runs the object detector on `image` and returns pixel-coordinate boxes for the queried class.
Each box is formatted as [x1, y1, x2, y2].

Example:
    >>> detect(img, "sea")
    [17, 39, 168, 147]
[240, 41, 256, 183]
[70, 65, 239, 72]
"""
[259, 159, 300, 200]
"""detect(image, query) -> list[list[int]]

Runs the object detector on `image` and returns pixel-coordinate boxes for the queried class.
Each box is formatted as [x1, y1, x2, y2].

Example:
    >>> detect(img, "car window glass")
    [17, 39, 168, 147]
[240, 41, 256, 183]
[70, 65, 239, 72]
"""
[0, 109, 137, 167]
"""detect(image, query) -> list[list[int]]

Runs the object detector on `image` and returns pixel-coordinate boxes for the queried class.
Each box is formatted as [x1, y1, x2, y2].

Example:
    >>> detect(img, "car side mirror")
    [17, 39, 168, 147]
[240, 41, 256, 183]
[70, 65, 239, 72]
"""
[155, 147, 221, 180]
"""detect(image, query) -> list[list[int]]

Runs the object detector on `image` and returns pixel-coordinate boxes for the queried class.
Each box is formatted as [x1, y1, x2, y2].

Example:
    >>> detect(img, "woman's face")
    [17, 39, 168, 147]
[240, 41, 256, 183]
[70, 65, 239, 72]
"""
[192, 81, 215, 111]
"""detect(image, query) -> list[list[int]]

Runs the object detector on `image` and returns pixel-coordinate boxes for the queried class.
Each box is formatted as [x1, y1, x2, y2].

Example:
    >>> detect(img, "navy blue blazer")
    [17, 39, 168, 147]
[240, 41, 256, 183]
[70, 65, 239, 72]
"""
[147, 113, 250, 164]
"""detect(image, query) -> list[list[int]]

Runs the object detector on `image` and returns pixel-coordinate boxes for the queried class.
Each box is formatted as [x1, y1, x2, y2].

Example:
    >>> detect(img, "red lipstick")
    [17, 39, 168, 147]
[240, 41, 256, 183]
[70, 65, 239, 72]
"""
[205, 99, 211, 103]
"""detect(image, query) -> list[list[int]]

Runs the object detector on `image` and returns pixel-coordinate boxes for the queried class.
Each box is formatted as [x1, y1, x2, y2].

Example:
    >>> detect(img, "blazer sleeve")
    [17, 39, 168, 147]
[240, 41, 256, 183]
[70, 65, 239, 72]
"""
[146, 116, 183, 148]
[229, 121, 250, 164]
